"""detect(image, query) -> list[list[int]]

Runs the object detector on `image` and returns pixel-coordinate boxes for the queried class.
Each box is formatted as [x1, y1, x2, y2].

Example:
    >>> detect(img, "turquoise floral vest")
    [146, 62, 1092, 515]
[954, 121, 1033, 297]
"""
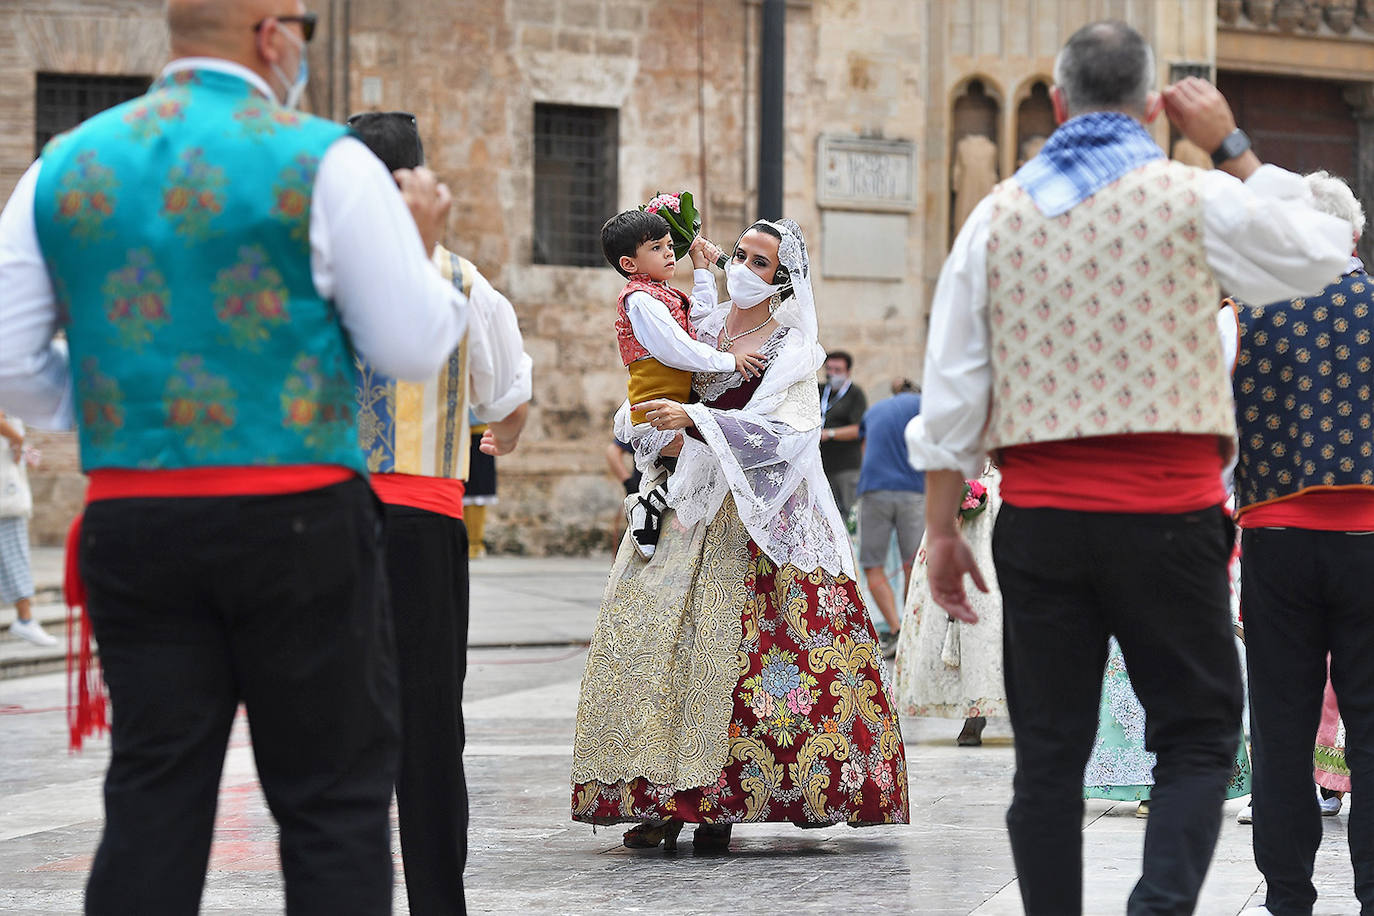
[1233, 267, 1374, 512]
[33, 67, 363, 474]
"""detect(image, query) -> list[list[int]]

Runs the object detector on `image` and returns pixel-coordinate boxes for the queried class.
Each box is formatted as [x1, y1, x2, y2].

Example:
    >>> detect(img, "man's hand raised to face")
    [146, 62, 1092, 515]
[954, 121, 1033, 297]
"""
[394, 166, 452, 255]
[1162, 77, 1260, 180]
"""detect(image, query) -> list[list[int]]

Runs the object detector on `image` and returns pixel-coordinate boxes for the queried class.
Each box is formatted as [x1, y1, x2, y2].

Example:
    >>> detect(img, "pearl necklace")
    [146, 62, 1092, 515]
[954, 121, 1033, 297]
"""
[717, 313, 774, 352]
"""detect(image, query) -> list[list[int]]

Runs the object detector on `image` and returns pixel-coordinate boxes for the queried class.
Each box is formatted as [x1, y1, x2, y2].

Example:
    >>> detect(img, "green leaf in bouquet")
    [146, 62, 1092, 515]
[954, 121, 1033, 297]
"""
[678, 191, 699, 225]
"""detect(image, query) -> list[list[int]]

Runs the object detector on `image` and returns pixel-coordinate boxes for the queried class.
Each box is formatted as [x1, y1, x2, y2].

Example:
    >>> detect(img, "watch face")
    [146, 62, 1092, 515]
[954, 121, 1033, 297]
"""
[1215, 130, 1250, 164]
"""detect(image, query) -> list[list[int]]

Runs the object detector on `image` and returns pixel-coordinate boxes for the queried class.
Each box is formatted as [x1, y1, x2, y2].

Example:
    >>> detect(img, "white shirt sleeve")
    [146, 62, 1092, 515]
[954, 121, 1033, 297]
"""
[0, 160, 74, 429]
[906, 196, 995, 478]
[1217, 304, 1240, 374]
[464, 266, 533, 423]
[625, 284, 735, 374]
[687, 267, 721, 325]
[1202, 164, 1354, 305]
[310, 136, 468, 381]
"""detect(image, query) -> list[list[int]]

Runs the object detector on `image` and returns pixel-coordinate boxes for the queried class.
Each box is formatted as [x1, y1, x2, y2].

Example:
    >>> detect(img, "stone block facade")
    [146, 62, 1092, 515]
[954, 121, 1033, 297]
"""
[4, 0, 1364, 552]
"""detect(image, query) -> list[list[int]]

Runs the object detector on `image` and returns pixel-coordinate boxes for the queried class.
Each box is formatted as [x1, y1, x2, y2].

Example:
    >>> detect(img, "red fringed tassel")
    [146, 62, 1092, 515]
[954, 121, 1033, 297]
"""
[65, 513, 107, 751]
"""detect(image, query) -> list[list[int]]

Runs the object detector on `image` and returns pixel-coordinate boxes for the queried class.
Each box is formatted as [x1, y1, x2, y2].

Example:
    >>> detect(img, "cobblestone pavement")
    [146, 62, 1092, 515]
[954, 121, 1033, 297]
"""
[0, 555, 1359, 914]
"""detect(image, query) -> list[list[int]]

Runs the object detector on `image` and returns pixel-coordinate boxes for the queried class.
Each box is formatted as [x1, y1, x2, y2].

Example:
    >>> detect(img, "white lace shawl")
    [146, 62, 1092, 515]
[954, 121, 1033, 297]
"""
[669, 317, 853, 579]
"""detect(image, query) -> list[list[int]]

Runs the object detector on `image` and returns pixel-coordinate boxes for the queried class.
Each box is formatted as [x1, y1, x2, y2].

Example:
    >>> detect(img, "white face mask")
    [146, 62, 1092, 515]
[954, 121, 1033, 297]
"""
[270, 28, 309, 110]
[725, 261, 782, 309]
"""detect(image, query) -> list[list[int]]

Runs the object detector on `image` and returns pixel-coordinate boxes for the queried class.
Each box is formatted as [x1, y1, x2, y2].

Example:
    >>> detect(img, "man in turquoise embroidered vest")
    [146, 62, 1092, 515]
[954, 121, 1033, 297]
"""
[348, 111, 532, 916]
[0, 1, 471, 912]
[1226, 172, 1374, 915]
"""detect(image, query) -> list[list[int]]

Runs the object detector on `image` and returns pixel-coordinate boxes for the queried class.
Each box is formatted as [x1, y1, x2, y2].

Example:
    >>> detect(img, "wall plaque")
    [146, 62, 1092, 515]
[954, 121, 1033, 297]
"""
[817, 135, 918, 212]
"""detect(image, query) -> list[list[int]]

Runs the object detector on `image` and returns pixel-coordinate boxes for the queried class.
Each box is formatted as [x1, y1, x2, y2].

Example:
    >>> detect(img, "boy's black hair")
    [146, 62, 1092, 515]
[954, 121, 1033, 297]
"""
[826, 350, 854, 370]
[601, 210, 672, 278]
[346, 111, 424, 172]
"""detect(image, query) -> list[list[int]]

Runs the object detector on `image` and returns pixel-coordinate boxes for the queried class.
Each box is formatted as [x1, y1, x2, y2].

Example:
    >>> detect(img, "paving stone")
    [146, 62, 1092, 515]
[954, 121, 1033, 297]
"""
[0, 560, 1361, 913]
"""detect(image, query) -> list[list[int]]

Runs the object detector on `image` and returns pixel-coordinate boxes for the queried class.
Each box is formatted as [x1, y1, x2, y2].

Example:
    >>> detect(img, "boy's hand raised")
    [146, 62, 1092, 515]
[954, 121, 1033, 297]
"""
[734, 351, 768, 380]
[689, 236, 724, 270]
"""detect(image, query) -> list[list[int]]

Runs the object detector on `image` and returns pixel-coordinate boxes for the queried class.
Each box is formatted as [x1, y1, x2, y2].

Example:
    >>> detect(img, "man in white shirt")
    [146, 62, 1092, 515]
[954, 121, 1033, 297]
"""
[0, 1, 467, 911]
[909, 21, 1351, 914]
[347, 110, 532, 916]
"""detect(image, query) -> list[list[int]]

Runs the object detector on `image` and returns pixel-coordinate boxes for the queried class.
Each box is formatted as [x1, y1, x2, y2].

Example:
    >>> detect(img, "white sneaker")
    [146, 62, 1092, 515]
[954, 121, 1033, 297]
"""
[1237, 800, 1253, 824]
[1319, 791, 1343, 816]
[10, 617, 58, 647]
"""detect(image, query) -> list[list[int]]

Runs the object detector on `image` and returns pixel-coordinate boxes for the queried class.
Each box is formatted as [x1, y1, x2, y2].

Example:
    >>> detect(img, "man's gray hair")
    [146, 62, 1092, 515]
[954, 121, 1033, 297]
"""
[1052, 21, 1155, 115]
[1304, 171, 1365, 241]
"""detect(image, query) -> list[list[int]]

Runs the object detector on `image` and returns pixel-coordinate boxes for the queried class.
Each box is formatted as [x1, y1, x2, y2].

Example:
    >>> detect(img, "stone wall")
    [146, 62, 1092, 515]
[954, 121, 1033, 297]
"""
[0, 0, 1248, 551]
[0, 0, 166, 544]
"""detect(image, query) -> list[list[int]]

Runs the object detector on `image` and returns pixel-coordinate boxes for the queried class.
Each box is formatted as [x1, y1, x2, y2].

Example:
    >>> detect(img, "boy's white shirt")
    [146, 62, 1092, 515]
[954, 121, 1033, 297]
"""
[623, 269, 734, 374]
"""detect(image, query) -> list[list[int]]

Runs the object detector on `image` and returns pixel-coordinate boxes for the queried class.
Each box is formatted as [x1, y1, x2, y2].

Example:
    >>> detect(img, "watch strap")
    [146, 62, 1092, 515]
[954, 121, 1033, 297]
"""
[1211, 128, 1252, 167]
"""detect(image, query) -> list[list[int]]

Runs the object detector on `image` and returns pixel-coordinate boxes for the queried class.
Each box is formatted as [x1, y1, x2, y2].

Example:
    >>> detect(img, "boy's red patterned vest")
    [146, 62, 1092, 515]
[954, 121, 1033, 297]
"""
[615, 276, 696, 365]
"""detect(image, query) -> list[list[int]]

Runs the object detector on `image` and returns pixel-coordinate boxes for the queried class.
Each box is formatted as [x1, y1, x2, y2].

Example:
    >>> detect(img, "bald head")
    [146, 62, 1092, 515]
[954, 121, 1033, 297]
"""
[165, 0, 307, 101]
[168, 0, 267, 55]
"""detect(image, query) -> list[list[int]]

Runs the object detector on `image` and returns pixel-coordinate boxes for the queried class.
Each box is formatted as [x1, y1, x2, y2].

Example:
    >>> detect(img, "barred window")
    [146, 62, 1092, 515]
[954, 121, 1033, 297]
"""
[532, 103, 618, 267]
[35, 73, 149, 155]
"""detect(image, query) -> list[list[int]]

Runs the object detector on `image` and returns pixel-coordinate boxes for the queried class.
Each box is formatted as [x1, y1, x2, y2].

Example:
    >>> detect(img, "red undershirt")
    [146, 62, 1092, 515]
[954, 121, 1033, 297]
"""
[1238, 489, 1374, 531]
[998, 433, 1227, 514]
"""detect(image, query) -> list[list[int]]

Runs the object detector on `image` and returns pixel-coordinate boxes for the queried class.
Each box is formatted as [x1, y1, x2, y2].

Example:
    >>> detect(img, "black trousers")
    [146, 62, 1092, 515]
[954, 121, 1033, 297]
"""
[384, 504, 470, 916]
[80, 479, 400, 915]
[992, 503, 1243, 915]
[1242, 527, 1374, 915]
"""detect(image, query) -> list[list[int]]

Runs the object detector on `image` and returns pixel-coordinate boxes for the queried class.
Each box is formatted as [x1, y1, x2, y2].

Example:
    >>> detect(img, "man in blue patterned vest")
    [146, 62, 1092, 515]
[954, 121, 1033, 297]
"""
[0, 1, 471, 912]
[1227, 172, 1374, 915]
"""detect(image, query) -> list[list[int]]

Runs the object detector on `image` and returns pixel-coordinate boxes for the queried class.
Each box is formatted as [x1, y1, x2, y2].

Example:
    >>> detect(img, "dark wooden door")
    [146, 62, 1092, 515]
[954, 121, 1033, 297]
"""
[1217, 71, 1357, 183]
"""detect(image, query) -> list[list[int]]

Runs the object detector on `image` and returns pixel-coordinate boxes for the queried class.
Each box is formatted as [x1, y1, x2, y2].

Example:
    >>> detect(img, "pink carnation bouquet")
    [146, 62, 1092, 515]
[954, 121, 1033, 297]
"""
[640, 190, 728, 268]
[959, 479, 988, 521]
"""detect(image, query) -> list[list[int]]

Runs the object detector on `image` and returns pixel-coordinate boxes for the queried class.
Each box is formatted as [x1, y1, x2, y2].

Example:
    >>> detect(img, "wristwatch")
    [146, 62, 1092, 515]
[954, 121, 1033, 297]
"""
[1211, 129, 1252, 167]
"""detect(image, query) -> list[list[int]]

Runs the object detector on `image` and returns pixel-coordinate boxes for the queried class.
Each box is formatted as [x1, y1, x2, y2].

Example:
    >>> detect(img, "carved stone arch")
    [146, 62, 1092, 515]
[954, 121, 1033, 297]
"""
[949, 75, 1002, 244]
[950, 75, 1003, 144]
[1013, 76, 1055, 169]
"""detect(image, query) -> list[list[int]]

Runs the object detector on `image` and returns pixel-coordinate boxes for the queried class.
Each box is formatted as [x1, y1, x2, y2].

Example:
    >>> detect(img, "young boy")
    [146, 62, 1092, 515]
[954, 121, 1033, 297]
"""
[601, 209, 763, 557]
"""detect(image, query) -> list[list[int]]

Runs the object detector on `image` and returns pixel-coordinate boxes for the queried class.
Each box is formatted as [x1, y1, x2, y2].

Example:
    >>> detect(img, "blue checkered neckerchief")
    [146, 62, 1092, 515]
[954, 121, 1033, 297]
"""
[1013, 112, 1164, 218]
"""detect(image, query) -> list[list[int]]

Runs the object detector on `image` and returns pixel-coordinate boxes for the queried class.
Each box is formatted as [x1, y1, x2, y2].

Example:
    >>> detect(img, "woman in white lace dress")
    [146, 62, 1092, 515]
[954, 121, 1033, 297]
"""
[894, 467, 1005, 745]
[569, 220, 909, 853]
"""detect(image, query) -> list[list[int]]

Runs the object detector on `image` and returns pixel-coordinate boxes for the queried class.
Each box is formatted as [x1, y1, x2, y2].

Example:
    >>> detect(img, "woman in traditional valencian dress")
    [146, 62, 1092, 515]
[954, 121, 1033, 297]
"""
[570, 219, 909, 853]
[894, 467, 1006, 746]
[1085, 549, 1252, 812]
[1314, 668, 1350, 815]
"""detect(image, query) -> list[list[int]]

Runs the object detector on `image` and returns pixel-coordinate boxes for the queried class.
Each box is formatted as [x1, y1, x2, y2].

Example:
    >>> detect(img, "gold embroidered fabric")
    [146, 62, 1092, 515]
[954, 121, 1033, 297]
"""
[571, 496, 750, 789]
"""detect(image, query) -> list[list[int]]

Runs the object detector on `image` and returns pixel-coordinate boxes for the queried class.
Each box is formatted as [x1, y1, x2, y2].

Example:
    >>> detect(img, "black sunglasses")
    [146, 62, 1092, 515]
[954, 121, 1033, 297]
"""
[253, 12, 318, 43]
[346, 111, 418, 126]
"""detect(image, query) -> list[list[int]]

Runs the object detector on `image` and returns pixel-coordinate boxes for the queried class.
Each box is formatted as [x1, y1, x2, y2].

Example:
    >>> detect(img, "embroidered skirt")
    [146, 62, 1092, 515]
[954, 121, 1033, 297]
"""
[1314, 668, 1350, 794]
[1084, 637, 1252, 801]
[572, 506, 909, 828]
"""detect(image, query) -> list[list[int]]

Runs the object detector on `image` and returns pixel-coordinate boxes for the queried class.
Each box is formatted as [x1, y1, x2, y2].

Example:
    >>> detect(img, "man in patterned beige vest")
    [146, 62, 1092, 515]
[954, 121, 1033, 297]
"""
[909, 21, 1351, 915]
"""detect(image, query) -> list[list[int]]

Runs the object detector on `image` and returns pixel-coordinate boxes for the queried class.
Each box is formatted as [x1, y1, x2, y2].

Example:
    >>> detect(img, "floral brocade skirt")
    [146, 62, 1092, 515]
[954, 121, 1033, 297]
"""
[572, 545, 910, 828]
[1084, 638, 1252, 802]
